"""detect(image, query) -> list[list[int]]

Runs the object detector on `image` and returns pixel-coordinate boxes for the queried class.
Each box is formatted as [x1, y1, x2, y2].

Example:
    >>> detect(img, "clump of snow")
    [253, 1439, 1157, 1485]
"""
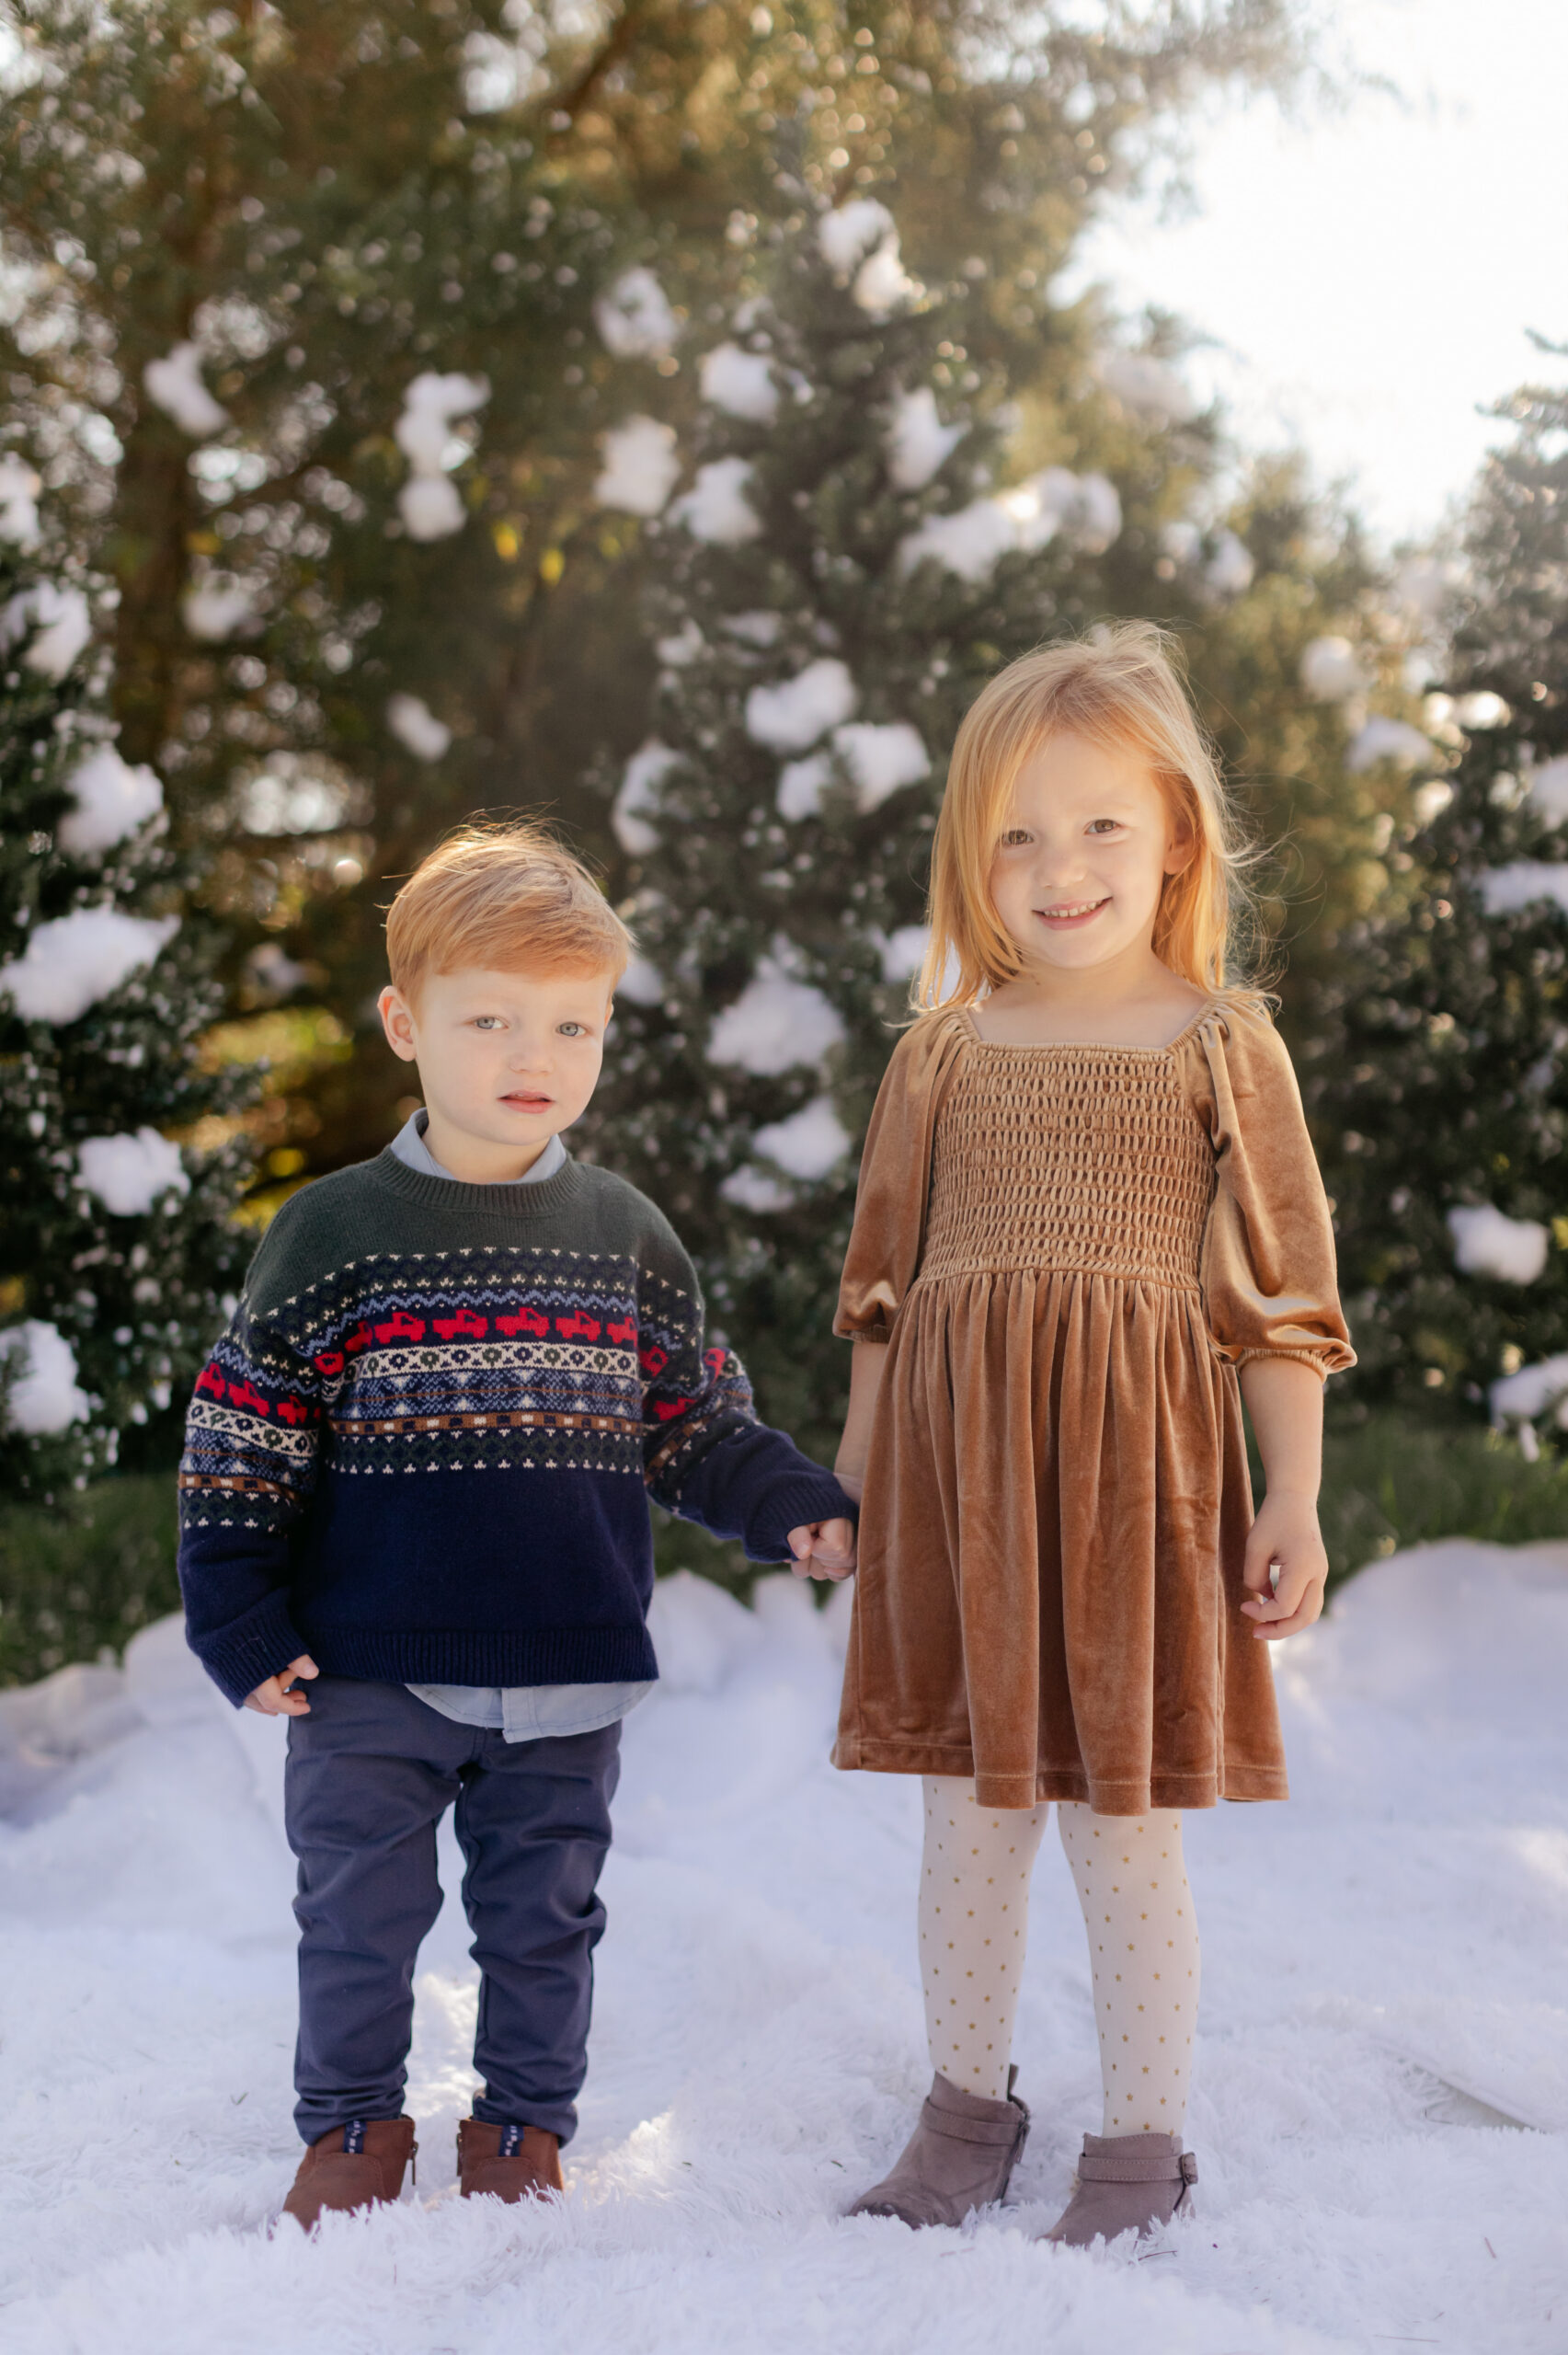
[593, 268, 677, 361]
[707, 950, 845, 1074]
[776, 753, 831, 821]
[1205, 531, 1254, 598]
[0, 1319, 89, 1434]
[56, 746, 163, 856]
[1347, 716, 1432, 772]
[718, 1164, 795, 1213]
[699, 344, 778, 425]
[1097, 350, 1198, 423]
[143, 343, 229, 439]
[1478, 863, 1568, 918]
[1490, 1352, 1568, 1433]
[670, 458, 761, 547]
[614, 956, 664, 1008]
[0, 454, 41, 548]
[898, 466, 1120, 581]
[750, 1095, 851, 1181]
[1299, 636, 1367, 701]
[0, 905, 178, 1024]
[656, 619, 704, 668]
[1527, 755, 1568, 825]
[77, 1128, 189, 1217]
[1454, 691, 1510, 729]
[247, 942, 307, 1000]
[886, 388, 963, 491]
[1, 581, 92, 680]
[875, 923, 932, 982]
[386, 693, 451, 763]
[817, 200, 920, 317]
[721, 611, 783, 649]
[830, 721, 930, 813]
[745, 660, 857, 754]
[594, 417, 680, 518]
[395, 373, 488, 542]
[612, 741, 680, 856]
[1412, 779, 1454, 824]
[182, 572, 260, 643]
[1447, 1203, 1549, 1284]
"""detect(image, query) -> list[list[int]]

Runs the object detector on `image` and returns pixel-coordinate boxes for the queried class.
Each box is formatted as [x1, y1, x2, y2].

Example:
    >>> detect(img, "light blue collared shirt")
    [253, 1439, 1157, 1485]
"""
[388, 1109, 654, 1743]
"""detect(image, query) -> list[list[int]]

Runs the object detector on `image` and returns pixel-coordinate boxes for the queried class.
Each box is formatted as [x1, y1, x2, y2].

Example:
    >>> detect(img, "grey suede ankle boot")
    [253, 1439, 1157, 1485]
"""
[1041, 2130, 1196, 2247]
[846, 2068, 1030, 2228]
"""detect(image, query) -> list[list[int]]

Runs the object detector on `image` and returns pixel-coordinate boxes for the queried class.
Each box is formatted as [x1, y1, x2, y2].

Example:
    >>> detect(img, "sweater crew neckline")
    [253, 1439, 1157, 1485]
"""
[368, 1144, 589, 1219]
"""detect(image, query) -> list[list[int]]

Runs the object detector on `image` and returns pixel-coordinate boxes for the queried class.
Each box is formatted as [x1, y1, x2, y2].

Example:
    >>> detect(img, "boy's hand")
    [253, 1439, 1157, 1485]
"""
[1239, 1494, 1328, 1641]
[786, 1518, 857, 1582]
[245, 1654, 320, 1716]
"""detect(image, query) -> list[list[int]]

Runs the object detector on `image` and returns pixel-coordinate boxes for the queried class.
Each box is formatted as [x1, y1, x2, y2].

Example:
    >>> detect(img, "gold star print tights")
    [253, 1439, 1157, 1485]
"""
[918, 1777, 1200, 2134]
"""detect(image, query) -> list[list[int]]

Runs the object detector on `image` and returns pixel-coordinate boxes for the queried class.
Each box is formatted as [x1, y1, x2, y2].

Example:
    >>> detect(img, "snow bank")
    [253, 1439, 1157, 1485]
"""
[1346, 716, 1431, 772]
[142, 343, 229, 439]
[0, 453, 41, 547]
[745, 660, 856, 754]
[1299, 636, 1367, 701]
[707, 952, 845, 1075]
[671, 458, 761, 546]
[395, 373, 487, 542]
[1, 581, 92, 679]
[594, 268, 678, 361]
[0, 1318, 89, 1433]
[887, 388, 964, 491]
[76, 1127, 189, 1216]
[56, 745, 163, 856]
[749, 1095, 850, 1181]
[385, 694, 451, 763]
[612, 741, 680, 857]
[1479, 863, 1568, 918]
[593, 416, 680, 517]
[0, 905, 178, 1024]
[1447, 1203, 1549, 1284]
[699, 344, 779, 424]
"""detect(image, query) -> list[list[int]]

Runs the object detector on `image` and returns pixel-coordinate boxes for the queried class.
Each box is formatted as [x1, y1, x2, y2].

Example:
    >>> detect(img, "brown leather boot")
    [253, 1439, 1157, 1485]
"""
[456, 2117, 565, 2204]
[1040, 2130, 1196, 2247]
[278, 2117, 418, 2232]
[846, 2069, 1030, 2228]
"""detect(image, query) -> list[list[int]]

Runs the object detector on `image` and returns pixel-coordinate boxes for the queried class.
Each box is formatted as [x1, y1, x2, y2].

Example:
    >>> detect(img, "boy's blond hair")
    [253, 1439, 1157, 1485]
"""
[919, 623, 1261, 1011]
[385, 821, 633, 1001]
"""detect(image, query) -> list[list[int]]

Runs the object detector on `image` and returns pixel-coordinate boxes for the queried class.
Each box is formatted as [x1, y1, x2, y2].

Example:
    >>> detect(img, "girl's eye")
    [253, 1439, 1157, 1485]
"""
[1000, 828, 1031, 848]
[1087, 819, 1122, 835]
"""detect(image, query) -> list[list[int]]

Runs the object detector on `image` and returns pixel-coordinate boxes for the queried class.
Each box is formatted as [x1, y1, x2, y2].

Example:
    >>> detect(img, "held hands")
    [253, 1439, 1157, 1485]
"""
[245, 1654, 320, 1716]
[786, 1517, 857, 1582]
[1239, 1492, 1328, 1641]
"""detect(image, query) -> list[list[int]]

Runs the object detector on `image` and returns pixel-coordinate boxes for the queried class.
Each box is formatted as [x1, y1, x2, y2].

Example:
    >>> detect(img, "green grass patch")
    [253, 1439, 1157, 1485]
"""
[1316, 1411, 1568, 1589]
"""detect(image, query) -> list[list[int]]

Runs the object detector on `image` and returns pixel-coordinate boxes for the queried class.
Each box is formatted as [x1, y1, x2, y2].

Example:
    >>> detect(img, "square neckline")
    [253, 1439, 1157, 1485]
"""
[956, 999, 1219, 1059]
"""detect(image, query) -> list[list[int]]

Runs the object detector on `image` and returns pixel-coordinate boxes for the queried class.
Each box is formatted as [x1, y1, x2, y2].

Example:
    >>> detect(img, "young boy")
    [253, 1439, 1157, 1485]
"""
[177, 823, 856, 2230]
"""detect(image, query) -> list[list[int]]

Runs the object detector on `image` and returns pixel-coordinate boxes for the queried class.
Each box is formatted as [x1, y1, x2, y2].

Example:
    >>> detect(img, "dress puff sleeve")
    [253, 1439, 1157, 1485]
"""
[834, 1009, 970, 1343]
[1184, 1005, 1356, 1381]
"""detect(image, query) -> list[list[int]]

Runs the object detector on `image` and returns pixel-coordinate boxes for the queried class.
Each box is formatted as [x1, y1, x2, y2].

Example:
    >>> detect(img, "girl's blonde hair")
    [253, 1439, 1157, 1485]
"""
[918, 623, 1260, 1011]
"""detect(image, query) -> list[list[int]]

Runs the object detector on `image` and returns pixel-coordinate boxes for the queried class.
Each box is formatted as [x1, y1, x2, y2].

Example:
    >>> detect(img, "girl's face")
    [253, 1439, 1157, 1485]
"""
[988, 728, 1192, 980]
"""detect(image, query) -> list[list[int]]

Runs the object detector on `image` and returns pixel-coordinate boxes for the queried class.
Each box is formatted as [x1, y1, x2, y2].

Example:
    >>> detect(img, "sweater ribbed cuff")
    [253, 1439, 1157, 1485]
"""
[192, 1589, 310, 1710]
[745, 1471, 860, 1563]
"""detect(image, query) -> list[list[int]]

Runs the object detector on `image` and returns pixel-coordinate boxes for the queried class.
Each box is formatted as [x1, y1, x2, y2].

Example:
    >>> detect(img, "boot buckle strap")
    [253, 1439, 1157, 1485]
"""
[1178, 2153, 1198, 2188]
[919, 2099, 1027, 2149]
[1077, 2148, 1188, 2185]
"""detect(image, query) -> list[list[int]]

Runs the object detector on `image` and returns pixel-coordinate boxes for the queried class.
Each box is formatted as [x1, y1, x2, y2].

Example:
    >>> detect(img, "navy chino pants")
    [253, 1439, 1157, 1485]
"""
[283, 1676, 621, 2146]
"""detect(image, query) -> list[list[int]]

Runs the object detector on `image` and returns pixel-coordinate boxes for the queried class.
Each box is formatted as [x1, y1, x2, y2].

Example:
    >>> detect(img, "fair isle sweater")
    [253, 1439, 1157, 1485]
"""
[177, 1149, 852, 1709]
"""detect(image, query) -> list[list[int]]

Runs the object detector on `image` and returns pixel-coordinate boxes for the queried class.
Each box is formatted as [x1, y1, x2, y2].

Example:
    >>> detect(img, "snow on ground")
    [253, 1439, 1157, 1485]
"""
[2, 1540, 1565, 2354]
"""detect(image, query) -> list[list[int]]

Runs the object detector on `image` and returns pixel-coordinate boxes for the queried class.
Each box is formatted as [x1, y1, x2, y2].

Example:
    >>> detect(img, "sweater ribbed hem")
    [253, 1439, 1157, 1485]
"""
[195, 1589, 310, 1709]
[302, 1620, 659, 1689]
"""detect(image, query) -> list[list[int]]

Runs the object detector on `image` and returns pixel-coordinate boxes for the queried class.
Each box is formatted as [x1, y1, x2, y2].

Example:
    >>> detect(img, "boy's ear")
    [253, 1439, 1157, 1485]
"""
[378, 984, 419, 1063]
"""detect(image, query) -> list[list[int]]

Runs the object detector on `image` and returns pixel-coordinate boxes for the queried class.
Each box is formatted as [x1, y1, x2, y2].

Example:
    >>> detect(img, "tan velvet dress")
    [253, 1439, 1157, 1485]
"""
[831, 1000, 1355, 1815]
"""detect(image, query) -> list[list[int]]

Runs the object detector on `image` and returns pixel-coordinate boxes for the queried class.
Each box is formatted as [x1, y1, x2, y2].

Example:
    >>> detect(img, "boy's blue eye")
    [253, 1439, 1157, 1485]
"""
[558, 1021, 585, 1037]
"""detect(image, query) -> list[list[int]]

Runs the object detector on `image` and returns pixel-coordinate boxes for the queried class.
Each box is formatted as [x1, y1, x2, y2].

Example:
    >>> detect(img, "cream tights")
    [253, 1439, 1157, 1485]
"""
[918, 1777, 1199, 2135]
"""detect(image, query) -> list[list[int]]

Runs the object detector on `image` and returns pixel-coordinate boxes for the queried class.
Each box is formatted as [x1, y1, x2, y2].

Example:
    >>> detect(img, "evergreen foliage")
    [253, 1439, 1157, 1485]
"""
[0, 546, 254, 1498]
[587, 188, 1383, 1460]
[1313, 365, 1568, 1431]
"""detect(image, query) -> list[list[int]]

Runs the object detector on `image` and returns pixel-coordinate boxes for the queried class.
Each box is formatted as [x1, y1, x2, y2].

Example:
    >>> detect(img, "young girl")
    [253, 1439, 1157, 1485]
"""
[825, 625, 1353, 2246]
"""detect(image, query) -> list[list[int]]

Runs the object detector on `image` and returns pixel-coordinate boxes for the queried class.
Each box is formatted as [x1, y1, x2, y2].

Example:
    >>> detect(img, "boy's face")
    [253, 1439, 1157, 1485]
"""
[378, 962, 616, 1183]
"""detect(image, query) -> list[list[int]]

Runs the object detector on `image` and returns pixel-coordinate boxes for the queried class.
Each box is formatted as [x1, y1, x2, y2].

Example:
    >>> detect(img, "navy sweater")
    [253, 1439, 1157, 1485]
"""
[177, 1149, 853, 1707]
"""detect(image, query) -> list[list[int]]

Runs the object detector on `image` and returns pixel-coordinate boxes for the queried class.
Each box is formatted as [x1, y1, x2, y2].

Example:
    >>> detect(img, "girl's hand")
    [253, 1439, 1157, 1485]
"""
[245, 1654, 320, 1715]
[787, 1518, 857, 1581]
[1239, 1494, 1328, 1641]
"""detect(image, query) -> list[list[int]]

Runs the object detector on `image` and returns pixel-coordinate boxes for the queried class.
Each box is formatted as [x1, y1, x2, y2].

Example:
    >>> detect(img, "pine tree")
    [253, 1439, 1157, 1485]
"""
[1312, 363, 1568, 1437]
[585, 186, 1378, 1461]
[0, 539, 254, 1497]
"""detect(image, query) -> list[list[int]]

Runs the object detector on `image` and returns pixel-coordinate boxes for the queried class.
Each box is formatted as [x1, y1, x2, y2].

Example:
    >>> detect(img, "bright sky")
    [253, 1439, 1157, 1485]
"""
[1065, 0, 1568, 545]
